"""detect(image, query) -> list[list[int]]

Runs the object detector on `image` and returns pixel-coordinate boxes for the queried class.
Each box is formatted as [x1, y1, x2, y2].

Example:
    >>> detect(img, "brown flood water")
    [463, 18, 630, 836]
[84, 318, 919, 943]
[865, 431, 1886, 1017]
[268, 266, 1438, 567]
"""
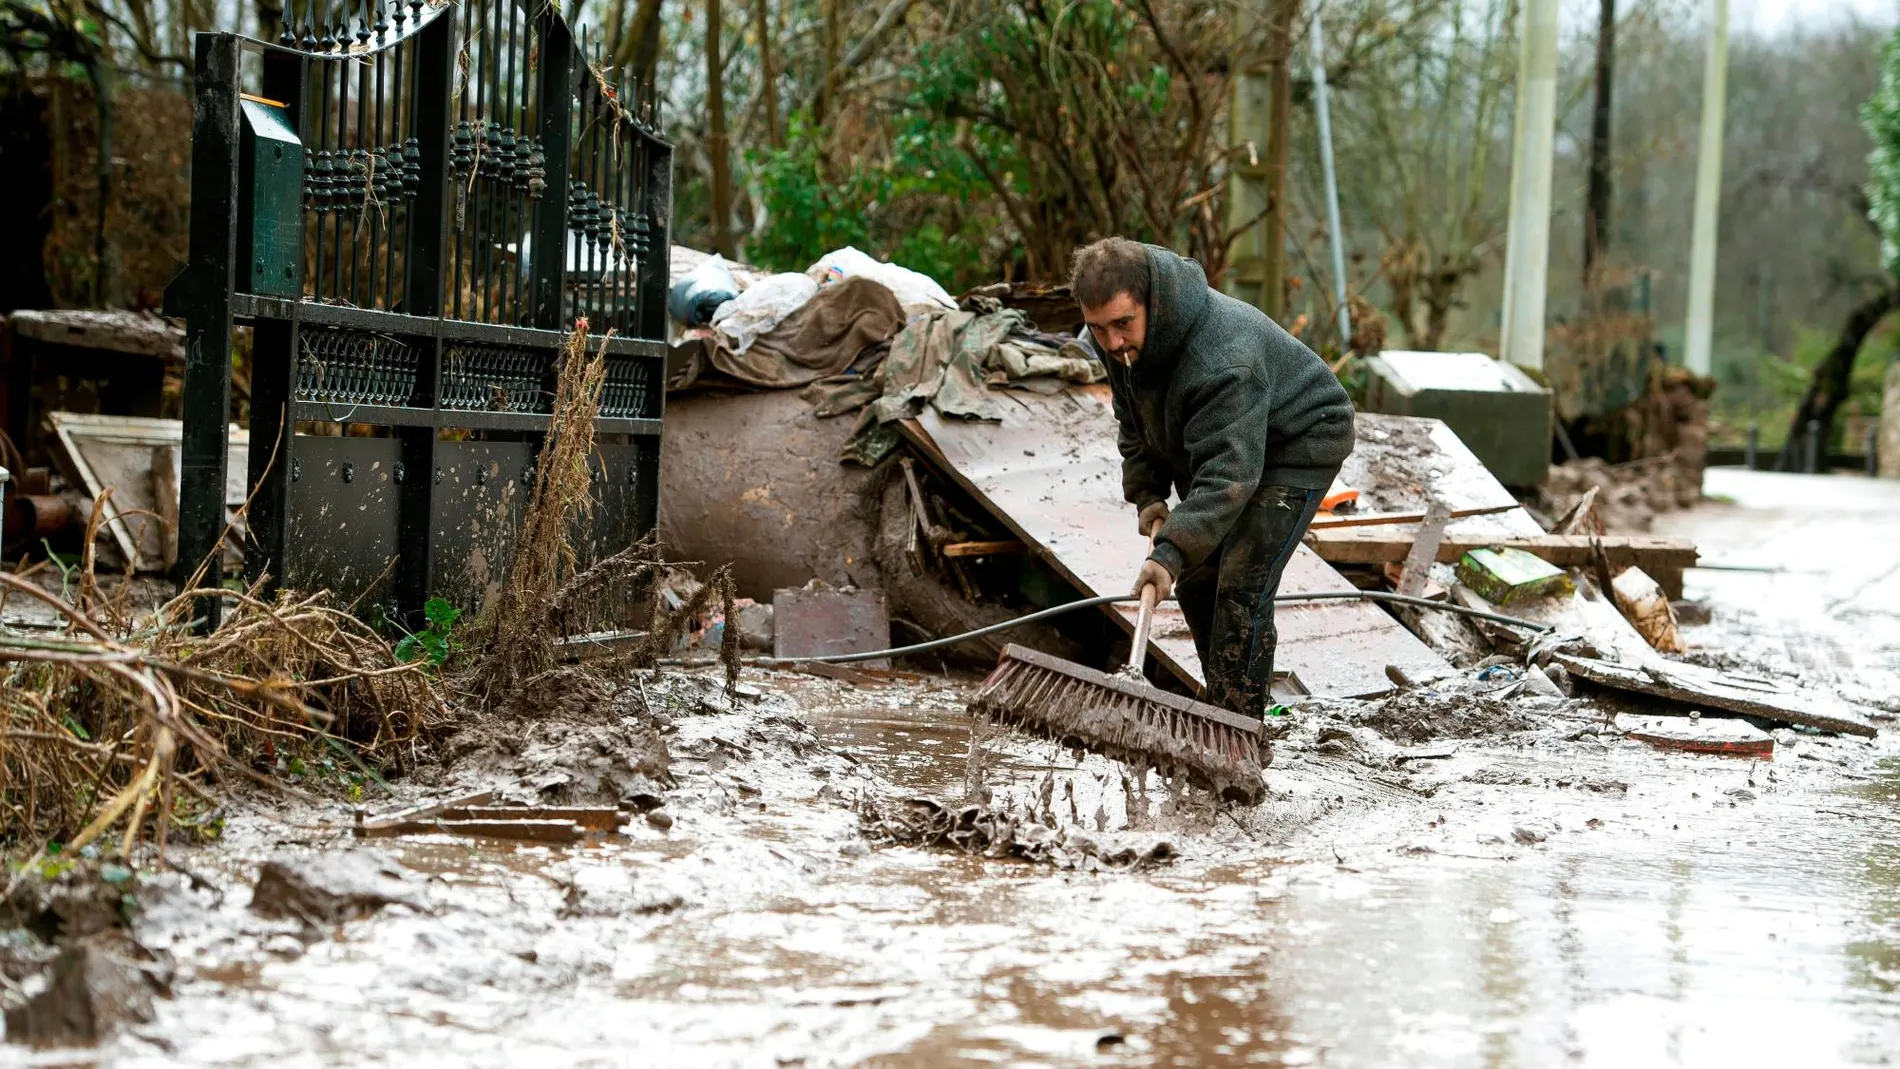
[14, 470, 1900, 1068]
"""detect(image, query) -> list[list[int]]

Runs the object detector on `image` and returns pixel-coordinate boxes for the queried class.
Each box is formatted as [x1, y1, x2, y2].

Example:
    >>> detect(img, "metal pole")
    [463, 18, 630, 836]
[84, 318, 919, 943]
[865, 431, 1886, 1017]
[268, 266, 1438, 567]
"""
[1500, 0, 1560, 370]
[1805, 419, 1821, 474]
[1869, 424, 1880, 477]
[1309, 7, 1351, 349]
[1684, 0, 1728, 376]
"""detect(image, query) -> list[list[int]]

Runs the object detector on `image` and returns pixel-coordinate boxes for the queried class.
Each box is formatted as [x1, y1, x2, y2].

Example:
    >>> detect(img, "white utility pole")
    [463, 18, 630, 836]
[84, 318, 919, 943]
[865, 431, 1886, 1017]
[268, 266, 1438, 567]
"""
[1500, 0, 1560, 370]
[1684, 0, 1729, 377]
[1309, 7, 1351, 347]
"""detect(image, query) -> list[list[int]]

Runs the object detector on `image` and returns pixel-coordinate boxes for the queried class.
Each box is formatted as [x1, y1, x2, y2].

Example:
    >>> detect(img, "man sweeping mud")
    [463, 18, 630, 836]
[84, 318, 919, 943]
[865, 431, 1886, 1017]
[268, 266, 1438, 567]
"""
[1074, 237, 1355, 720]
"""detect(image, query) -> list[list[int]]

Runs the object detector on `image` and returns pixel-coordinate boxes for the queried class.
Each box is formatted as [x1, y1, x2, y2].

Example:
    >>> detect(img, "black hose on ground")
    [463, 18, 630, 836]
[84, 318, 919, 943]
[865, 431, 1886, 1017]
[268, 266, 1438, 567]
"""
[654, 588, 1552, 668]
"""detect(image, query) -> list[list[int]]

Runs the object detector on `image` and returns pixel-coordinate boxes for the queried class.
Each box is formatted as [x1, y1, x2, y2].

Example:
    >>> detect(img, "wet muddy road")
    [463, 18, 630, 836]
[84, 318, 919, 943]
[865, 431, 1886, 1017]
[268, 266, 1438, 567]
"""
[16, 469, 1900, 1068]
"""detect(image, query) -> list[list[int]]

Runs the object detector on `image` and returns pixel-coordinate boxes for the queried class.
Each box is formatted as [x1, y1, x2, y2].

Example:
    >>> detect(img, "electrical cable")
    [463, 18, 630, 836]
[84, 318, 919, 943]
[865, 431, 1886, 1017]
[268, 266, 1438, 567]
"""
[650, 588, 1554, 668]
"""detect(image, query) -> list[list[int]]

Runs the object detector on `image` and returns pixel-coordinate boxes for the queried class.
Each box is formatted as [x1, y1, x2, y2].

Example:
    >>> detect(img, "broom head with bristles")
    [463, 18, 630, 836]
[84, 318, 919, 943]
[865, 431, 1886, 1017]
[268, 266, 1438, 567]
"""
[970, 644, 1266, 804]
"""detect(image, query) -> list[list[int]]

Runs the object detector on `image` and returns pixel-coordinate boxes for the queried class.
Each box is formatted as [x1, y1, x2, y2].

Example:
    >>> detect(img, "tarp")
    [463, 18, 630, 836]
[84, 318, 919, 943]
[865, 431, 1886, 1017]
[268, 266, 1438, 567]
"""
[703, 277, 905, 390]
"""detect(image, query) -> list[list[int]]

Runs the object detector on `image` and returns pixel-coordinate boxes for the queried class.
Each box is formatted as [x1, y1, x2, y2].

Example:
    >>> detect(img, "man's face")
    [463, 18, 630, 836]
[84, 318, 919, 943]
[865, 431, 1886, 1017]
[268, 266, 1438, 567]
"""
[1081, 292, 1147, 367]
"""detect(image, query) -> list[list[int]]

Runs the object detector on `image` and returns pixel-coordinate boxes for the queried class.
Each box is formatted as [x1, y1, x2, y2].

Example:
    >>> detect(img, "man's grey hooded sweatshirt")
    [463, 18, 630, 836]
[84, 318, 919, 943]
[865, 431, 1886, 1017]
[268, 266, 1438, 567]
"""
[1101, 245, 1355, 580]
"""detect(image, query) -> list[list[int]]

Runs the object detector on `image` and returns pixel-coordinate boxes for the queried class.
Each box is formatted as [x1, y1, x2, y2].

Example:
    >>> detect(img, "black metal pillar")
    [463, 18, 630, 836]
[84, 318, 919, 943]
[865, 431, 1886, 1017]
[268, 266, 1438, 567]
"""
[636, 125, 672, 344]
[395, 13, 456, 616]
[174, 33, 245, 623]
[528, 13, 574, 331]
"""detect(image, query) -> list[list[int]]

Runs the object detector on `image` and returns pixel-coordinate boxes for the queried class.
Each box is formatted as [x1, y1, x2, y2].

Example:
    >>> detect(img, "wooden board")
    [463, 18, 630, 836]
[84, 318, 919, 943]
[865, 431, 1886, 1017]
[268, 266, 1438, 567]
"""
[1308, 529, 1698, 571]
[48, 412, 250, 572]
[902, 387, 1454, 698]
[1557, 654, 1878, 738]
[9, 309, 184, 359]
[1619, 715, 1775, 757]
[1308, 503, 1519, 529]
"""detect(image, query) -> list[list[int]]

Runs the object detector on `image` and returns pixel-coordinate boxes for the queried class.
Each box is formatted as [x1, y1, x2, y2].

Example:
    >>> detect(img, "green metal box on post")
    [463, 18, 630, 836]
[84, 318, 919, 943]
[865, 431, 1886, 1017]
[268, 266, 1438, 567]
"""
[1361, 350, 1553, 488]
[238, 97, 302, 298]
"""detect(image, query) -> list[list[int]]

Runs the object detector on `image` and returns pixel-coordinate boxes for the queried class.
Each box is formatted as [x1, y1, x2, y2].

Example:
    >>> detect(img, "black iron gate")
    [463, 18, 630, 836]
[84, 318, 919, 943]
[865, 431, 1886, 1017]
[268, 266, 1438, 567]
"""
[164, 0, 670, 624]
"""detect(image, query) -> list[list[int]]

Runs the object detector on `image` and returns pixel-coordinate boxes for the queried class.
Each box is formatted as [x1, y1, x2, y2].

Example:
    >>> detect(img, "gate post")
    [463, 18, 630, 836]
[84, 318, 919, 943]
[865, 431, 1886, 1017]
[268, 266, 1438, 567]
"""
[528, 12, 574, 331]
[171, 33, 244, 625]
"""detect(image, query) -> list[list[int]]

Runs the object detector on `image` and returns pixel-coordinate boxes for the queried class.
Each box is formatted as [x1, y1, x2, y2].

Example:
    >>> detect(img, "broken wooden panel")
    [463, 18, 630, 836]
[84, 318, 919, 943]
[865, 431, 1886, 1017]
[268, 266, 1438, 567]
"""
[1336, 413, 1547, 543]
[1620, 714, 1774, 757]
[1556, 654, 1878, 737]
[773, 587, 892, 668]
[904, 387, 1453, 698]
[48, 412, 249, 572]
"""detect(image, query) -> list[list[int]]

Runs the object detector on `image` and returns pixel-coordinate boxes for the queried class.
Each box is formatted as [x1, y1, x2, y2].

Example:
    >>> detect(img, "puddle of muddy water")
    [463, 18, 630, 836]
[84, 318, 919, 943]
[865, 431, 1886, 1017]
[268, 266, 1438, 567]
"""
[44, 685, 1894, 1069]
[24, 472, 1900, 1068]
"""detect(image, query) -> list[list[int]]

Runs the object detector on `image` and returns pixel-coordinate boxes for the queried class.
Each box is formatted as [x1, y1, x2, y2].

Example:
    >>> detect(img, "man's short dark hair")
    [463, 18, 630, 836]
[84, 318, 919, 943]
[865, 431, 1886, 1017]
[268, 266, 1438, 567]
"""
[1071, 237, 1151, 309]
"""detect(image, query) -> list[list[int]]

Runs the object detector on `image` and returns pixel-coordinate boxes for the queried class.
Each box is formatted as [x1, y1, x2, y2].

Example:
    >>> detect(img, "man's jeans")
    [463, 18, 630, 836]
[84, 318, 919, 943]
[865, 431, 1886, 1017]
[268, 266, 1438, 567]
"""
[1173, 482, 1328, 718]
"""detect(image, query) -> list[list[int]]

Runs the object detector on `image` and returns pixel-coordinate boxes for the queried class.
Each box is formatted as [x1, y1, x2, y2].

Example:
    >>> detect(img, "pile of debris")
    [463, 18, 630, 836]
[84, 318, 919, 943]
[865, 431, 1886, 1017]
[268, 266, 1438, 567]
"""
[857, 794, 1177, 873]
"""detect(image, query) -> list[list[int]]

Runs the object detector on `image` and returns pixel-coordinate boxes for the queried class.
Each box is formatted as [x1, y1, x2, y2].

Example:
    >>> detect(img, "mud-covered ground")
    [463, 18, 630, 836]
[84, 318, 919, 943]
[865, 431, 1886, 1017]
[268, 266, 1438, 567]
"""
[6, 468, 1900, 1068]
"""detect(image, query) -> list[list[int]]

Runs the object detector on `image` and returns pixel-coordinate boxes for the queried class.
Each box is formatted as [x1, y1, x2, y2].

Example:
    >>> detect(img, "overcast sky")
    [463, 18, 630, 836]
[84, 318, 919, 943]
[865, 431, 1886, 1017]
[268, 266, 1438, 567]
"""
[1730, 0, 1894, 34]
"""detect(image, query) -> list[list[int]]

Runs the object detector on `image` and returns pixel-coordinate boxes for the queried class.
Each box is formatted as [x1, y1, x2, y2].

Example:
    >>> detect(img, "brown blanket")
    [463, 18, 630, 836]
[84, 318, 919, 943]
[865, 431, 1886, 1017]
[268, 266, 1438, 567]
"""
[705, 276, 905, 389]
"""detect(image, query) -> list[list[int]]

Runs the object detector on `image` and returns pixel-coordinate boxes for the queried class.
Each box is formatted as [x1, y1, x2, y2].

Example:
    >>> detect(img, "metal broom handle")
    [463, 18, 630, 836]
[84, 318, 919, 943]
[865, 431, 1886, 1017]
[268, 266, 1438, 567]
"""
[1128, 527, 1160, 675]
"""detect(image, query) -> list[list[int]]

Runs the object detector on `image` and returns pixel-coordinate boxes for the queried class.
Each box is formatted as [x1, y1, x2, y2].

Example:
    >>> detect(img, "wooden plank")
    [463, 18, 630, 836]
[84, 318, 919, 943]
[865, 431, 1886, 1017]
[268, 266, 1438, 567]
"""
[357, 819, 589, 843]
[1620, 715, 1775, 757]
[940, 540, 1027, 558]
[1396, 501, 1451, 598]
[903, 388, 1454, 698]
[1309, 503, 1519, 530]
[789, 660, 891, 686]
[152, 445, 180, 572]
[1307, 528, 1699, 571]
[354, 789, 495, 837]
[1556, 654, 1878, 738]
[440, 806, 623, 831]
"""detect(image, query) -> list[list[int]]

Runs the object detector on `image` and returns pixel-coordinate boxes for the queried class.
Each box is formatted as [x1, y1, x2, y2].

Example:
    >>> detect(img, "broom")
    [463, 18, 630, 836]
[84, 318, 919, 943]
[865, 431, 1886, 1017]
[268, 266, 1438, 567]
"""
[969, 537, 1267, 804]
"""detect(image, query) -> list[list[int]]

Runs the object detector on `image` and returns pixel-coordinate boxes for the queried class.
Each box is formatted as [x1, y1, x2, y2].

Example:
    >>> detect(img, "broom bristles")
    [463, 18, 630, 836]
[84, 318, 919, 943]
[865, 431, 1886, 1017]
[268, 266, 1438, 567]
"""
[971, 645, 1266, 804]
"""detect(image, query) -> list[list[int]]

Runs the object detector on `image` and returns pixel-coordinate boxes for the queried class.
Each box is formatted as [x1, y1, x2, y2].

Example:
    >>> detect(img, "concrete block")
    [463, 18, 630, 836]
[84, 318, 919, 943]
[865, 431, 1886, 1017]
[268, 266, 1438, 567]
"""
[1363, 351, 1553, 488]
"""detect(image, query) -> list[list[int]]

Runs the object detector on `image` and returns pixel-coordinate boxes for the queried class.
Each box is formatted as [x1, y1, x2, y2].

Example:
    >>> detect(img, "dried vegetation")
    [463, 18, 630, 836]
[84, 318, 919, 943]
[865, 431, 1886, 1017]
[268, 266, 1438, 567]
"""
[2, 323, 729, 854]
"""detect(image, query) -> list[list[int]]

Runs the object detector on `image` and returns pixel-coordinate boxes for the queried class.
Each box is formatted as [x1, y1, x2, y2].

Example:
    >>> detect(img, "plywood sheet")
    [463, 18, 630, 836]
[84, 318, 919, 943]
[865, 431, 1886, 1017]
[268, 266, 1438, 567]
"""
[903, 387, 1452, 698]
[1558, 654, 1878, 738]
[1337, 413, 1545, 543]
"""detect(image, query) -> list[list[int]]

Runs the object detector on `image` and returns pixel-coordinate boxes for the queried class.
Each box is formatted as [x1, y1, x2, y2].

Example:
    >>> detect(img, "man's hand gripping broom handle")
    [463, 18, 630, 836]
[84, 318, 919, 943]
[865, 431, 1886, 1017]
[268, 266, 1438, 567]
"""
[1128, 528, 1160, 676]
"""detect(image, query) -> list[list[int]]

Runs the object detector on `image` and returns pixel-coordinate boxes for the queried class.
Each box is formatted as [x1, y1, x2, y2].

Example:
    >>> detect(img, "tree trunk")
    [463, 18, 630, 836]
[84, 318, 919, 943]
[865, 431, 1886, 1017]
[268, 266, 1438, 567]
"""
[605, 0, 630, 59]
[254, 0, 284, 44]
[707, 0, 733, 255]
[1778, 286, 1900, 470]
[86, 60, 111, 307]
[613, 0, 666, 88]
[1583, 0, 1613, 296]
[1260, 0, 1299, 321]
[816, 0, 841, 125]
[753, 0, 780, 149]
